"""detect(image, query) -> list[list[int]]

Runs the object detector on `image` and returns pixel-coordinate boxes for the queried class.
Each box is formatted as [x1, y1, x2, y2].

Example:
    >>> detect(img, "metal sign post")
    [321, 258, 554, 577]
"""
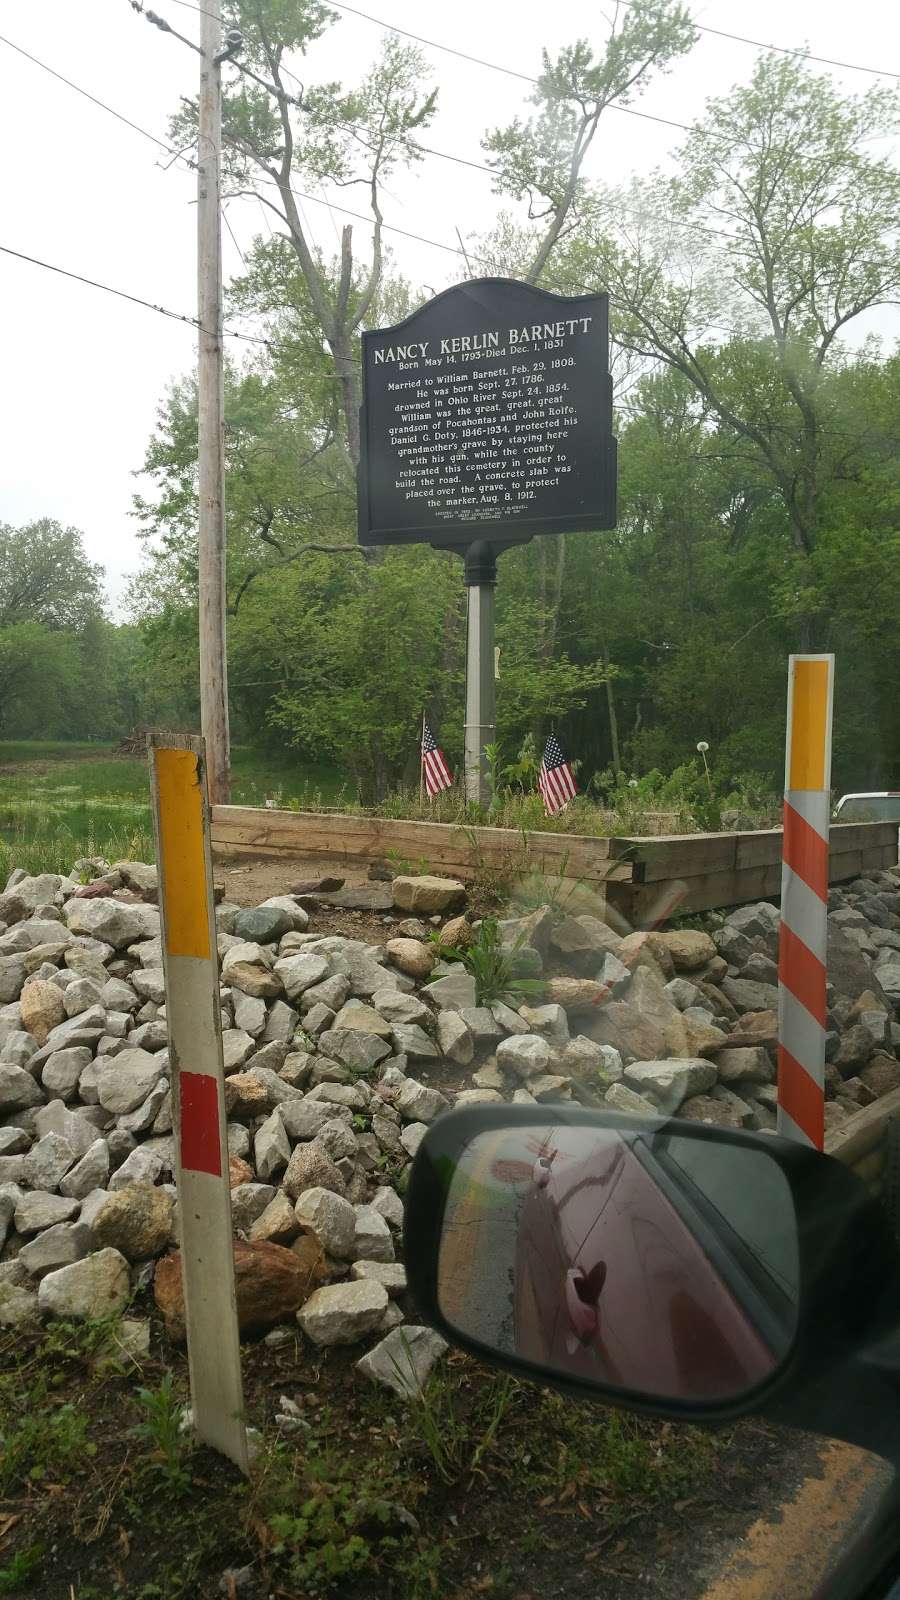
[777, 655, 835, 1150]
[463, 542, 497, 807]
[149, 733, 248, 1471]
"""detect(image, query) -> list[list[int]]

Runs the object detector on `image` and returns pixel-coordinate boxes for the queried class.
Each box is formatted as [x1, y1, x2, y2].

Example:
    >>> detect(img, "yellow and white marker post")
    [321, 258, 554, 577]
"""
[149, 733, 248, 1471]
[777, 655, 835, 1151]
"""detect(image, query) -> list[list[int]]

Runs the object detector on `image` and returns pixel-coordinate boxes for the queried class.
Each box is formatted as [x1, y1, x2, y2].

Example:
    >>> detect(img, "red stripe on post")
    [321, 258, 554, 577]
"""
[180, 1070, 223, 1177]
[778, 922, 828, 1026]
[778, 1045, 825, 1150]
[783, 802, 829, 900]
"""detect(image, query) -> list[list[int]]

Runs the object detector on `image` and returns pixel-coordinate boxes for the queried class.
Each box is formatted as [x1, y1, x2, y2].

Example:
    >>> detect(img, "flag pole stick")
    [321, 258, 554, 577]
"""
[419, 713, 426, 810]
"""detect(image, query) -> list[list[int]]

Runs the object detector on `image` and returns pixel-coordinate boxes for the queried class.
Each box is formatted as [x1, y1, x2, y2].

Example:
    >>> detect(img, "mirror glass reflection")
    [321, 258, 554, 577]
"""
[437, 1123, 799, 1403]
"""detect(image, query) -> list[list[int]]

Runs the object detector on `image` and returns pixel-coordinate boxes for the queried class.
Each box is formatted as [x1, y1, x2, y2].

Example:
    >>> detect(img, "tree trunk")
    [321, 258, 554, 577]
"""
[603, 648, 621, 775]
[330, 330, 362, 470]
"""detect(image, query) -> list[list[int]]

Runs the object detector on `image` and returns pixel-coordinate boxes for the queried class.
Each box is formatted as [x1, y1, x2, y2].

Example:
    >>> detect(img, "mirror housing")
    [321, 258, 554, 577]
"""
[405, 1106, 900, 1457]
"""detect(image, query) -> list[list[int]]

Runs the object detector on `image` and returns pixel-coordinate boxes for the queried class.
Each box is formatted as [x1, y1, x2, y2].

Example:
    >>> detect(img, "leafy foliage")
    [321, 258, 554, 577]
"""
[437, 916, 545, 1005]
[133, 1374, 192, 1494]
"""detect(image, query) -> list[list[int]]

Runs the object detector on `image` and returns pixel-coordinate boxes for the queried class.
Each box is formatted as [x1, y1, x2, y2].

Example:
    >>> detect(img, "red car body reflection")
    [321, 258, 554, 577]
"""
[513, 1131, 775, 1401]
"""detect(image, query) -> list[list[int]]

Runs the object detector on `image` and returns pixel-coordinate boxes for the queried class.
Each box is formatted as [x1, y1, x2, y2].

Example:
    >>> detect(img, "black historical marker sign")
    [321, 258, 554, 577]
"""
[357, 277, 616, 549]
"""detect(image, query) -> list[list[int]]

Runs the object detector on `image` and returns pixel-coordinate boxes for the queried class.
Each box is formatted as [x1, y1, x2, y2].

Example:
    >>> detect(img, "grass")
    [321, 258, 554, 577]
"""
[0, 1310, 774, 1600]
[435, 916, 546, 1005]
[0, 741, 346, 878]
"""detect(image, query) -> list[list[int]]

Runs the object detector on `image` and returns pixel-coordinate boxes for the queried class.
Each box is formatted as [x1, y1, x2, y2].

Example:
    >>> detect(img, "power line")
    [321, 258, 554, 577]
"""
[614, 0, 900, 82]
[152, 0, 696, 134]
[0, 240, 274, 348]
[0, 217, 744, 354]
[0, 31, 195, 163]
[322, 0, 900, 117]
[0, 24, 780, 282]
[113, 0, 871, 261]
[0, 18, 729, 257]
[163, 0, 900, 81]
[321, 2, 701, 136]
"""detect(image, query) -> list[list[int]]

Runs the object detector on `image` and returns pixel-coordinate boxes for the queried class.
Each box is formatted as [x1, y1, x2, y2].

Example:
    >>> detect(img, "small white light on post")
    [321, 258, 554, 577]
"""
[696, 740, 712, 794]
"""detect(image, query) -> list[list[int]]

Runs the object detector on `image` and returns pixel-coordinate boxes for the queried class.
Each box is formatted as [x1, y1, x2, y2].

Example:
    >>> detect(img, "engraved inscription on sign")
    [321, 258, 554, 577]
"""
[358, 278, 617, 548]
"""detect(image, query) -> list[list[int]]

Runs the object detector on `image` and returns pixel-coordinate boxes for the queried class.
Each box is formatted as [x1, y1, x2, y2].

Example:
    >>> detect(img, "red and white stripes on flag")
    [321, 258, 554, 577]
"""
[539, 731, 577, 817]
[422, 722, 453, 797]
[777, 655, 834, 1151]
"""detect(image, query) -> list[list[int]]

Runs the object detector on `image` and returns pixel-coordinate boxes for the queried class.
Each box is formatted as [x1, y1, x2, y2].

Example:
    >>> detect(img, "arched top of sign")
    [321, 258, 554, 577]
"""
[365, 276, 603, 336]
[357, 276, 617, 550]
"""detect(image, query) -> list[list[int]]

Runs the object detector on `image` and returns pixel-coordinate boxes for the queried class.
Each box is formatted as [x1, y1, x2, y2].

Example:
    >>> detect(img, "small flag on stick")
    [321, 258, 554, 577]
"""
[539, 731, 577, 816]
[422, 721, 454, 797]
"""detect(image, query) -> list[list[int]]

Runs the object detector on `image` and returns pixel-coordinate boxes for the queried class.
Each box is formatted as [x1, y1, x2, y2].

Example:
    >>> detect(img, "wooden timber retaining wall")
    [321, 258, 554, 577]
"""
[612, 820, 899, 922]
[826, 1086, 900, 1199]
[210, 806, 898, 922]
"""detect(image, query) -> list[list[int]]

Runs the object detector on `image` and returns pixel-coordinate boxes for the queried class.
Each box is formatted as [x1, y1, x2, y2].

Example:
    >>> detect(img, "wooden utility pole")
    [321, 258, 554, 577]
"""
[197, 0, 230, 803]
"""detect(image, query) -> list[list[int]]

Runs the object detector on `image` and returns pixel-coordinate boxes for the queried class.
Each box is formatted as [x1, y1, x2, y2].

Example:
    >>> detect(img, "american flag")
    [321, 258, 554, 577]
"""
[538, 731, 577, 816]
[422, 721, 453, 797]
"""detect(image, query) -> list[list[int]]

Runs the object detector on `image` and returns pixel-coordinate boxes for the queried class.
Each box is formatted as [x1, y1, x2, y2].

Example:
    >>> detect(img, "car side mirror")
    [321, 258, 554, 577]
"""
[405, 1107, 900, 1448]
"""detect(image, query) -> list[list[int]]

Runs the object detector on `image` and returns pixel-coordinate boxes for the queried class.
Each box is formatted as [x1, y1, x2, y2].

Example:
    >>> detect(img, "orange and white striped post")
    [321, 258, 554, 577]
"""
[149, 733, 248, 1471]
[777, 655, 835, 1149]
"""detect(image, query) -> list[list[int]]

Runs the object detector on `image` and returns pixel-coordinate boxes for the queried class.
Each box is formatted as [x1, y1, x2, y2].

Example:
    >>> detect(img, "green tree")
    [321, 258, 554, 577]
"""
[170, 3, 436, 463]
[554, 55, 900, 637]
[0, 520, 104, 631]
[483, 1, 697, 284]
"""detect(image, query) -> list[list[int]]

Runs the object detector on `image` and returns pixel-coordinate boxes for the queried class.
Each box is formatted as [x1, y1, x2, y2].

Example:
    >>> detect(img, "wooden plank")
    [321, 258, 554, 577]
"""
[210, 807, 894, 910]
[831, 821, 898, 851]
[213, 835, 634, 882]
[851, 1149, 884, 1186]
[209, 806, 624, 883]
[614, 862, 785, 924]
[212, 806, 616, 863]
[734, 831, 783, 870]
[617, 833, 739, 884]
[824, 1086, 900, 1167]
[210, 806, 632, 885]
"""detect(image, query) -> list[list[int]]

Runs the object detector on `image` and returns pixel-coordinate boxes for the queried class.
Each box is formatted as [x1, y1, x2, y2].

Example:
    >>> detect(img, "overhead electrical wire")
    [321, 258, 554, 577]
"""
[0, 240, 273, 347]
[613, 0, 900, 81]
[162, 0, 900, 84]
[1, 15, 845, 356]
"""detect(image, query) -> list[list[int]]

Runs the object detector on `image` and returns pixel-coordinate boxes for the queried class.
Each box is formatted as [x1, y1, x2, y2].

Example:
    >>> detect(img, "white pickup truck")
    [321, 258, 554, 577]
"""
[833, 792, 900, 823]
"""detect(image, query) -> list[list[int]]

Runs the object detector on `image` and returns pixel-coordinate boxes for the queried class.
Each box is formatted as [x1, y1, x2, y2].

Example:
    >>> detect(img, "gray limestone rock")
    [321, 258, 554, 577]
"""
[297, 1279, 389, 1346]
[22, 1132, 76, 1191]
[65, 898, 158, 949]
[460, 1006, 503, 1042]
[352, 1204, 395, 1263]
[108, 1146, 165, 1190]
[623, 1058, 717, 1110]
[0, 1061, 44, 1112]
[396, 1079, 450, 1123]
[390, 1023, 438, 1060]
[604, 1081, 658, 1116]
[37, 1247, 131, 1320]
[294, 1186, 357, 1258]
[254, 1110, 292, 1181]
[15, 1190, 81, 1234]
[425, 972, 478, 1013]
[273, 953, 330, 1001]
[436, 1009, 474, 1064]
[496, 1033, 551, 1080]
[59, 1138, 110, 1199]
[19, 1220, 92, 1278]
[356, 1324, 447, 1398]
[262, 1000, 299, 1042]
[97, 1049, 166, 1115]
[318, 1029, 390, 1074]
[229, 1183, 277, 1232]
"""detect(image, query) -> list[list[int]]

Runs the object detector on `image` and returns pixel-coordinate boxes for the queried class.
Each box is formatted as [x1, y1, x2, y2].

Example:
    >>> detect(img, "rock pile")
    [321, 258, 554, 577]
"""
[0, 856, 898, 1392]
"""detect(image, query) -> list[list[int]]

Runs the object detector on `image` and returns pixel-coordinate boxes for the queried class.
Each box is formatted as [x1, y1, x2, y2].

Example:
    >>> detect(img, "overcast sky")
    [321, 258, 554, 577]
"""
[1, 0, 898, 611]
